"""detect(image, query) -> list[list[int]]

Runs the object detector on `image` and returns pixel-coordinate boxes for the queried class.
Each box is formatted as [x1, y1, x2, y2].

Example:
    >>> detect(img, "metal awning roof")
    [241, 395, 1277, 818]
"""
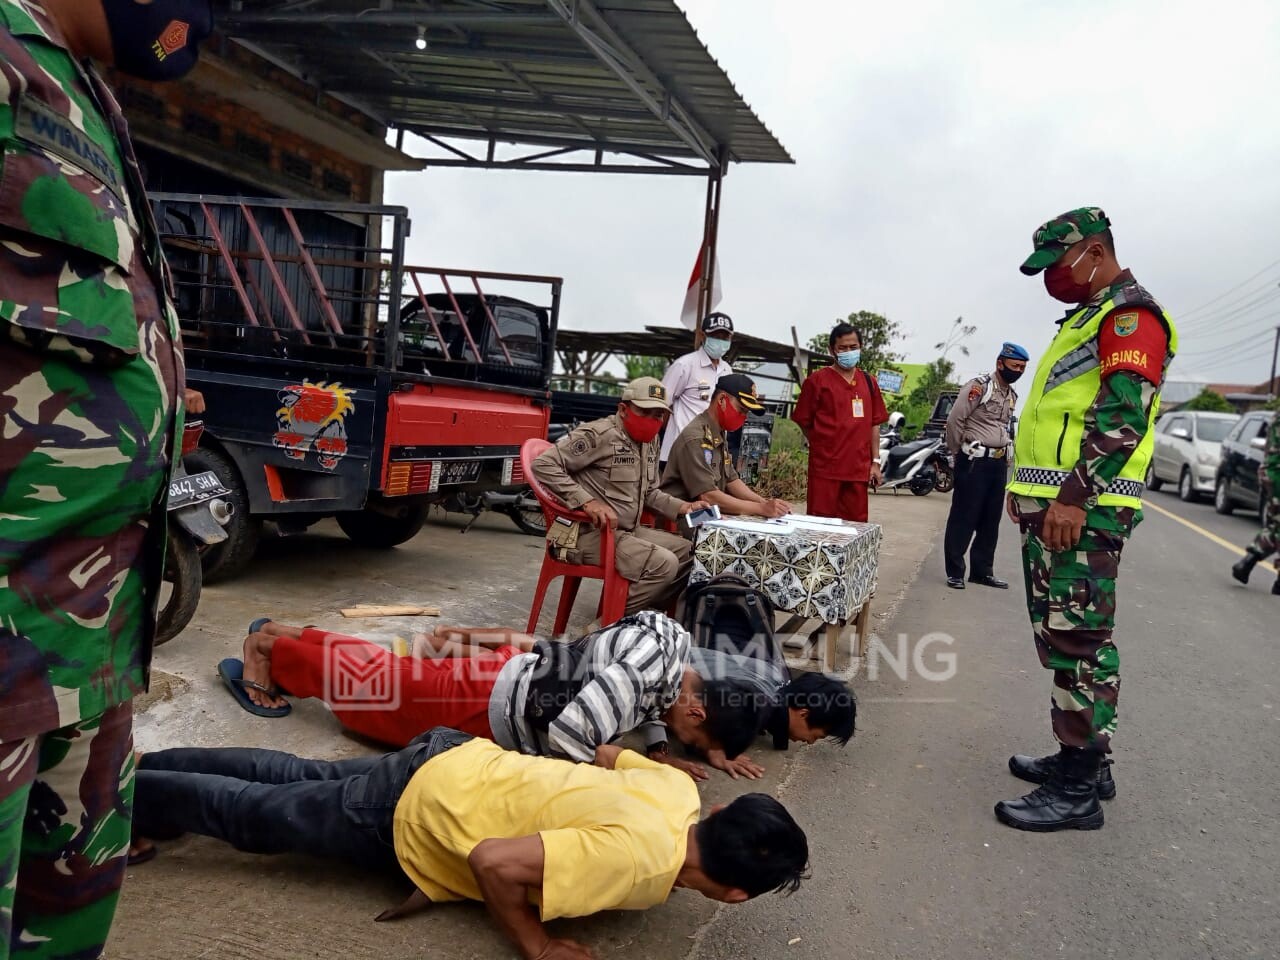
[556, 325, 817, 370]
[218, 0, 791, 174]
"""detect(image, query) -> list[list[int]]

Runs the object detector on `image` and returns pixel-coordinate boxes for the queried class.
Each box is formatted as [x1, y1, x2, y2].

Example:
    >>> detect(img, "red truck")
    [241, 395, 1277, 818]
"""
[153, 194, 559, 581]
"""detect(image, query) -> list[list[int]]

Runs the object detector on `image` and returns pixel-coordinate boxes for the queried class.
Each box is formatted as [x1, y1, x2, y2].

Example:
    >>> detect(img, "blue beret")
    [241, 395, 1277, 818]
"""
[1000, 342, 1029, 361]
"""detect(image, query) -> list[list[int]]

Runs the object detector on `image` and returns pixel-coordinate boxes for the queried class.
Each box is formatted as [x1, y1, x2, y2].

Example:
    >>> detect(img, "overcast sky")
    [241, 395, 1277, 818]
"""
[386, 0, 1280, 387]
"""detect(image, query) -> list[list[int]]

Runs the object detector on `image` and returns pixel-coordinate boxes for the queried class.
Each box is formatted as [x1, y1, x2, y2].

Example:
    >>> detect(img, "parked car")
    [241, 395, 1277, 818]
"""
[921, 391, 958, 440]
[1214, 410, 1275, 522]
[1147, 410, 1239, 502]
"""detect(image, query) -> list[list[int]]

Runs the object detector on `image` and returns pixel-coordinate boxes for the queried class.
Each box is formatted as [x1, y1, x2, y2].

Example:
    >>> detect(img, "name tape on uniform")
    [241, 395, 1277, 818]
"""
[14, 95, 124, 203]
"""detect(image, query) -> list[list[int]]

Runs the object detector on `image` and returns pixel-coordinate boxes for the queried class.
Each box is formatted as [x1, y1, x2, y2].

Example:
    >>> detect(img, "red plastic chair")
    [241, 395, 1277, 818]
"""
[522, 438, 633, 635]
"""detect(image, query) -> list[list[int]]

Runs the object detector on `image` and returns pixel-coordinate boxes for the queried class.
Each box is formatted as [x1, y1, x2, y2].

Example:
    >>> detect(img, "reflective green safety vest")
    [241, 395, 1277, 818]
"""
[1008, 283, 1178, 509]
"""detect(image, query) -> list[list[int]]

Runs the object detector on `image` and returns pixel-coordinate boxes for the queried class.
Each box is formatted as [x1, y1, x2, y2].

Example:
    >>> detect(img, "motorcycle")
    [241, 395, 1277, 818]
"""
[877, 413, 951, 497]
[439, 421, 572, 536]
[441, 489, 548, 536]
[155, 421, 235, 645]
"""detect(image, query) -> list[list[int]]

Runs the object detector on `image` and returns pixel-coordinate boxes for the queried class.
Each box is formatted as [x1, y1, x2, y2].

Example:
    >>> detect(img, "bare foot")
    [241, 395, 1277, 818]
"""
[128, 836, 157, 865]
[241, 632, 287, 709]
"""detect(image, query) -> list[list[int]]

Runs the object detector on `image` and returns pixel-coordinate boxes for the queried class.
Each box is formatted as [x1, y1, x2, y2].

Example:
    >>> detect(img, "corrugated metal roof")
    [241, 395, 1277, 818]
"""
[555, 325, 816, 368]
[217, 0, 791, 168]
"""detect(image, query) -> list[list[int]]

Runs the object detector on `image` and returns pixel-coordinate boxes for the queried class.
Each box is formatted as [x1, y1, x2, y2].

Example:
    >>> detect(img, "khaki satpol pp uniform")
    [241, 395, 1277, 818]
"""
[533, 395, 693, 616]
[660, 409, 738, 504]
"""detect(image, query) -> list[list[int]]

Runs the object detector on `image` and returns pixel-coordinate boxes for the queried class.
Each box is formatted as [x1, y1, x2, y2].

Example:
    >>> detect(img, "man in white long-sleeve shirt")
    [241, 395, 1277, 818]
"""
[659, 312, 735, 464]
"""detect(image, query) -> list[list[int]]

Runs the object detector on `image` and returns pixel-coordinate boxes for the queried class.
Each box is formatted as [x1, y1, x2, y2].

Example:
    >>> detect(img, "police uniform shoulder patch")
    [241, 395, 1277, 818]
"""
[1112, 311, 1139, 337]
[968, 383, 983, 402]
[569, 434, 594, 457]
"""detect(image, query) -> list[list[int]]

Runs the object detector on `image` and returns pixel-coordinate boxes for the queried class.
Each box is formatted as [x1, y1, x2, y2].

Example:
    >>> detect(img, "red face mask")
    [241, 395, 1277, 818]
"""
[715, 396, 748, 433]
[620, 406, 664, 444]
[1043, 246, 1097, 304]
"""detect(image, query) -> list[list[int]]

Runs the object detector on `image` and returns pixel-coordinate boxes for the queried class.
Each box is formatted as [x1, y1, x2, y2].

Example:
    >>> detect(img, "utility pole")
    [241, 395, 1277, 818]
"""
[1270, 324, 1279, 401]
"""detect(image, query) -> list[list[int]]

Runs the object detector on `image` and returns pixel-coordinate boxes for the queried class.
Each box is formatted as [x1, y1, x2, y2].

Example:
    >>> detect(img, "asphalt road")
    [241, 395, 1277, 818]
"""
[692, 492, 1279, 960]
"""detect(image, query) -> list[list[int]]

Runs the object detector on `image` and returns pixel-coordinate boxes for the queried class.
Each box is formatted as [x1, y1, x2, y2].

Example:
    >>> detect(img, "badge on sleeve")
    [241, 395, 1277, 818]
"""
[704, 449, 715, 465]
[852, 397, 865, 419]
[1112, 312, 1139, 337]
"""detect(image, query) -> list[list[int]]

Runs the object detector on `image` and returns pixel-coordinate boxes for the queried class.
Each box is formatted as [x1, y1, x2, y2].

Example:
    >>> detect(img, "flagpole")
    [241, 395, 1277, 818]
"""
[695, 148, 727, 349]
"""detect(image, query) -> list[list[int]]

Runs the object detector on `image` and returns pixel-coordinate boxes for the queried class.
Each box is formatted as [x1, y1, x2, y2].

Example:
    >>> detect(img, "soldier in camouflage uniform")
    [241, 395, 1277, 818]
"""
[0, 1, 211, 955]
[1231, 412, 1280, 594]
[997, 208, 1178, 832]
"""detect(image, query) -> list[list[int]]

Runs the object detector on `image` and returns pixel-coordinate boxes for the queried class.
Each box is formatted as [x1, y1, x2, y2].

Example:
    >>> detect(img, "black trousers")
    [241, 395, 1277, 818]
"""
[132, 727, 473, 871]
[943, 455, 1008, 580]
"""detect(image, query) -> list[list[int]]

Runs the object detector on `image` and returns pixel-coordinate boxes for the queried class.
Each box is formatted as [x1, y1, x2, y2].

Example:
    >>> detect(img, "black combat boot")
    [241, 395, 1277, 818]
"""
[1232, 549, 1263, 584]
[994, 747, 1104, 832]
[1009, 749, 1116, 800]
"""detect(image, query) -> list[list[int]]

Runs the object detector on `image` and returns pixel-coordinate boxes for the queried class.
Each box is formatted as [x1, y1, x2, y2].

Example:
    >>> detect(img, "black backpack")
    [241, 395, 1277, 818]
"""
[682, 574, 780, 660]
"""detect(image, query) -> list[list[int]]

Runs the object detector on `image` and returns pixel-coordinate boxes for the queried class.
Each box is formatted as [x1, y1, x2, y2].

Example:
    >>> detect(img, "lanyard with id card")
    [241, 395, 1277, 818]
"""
[851, 396, 865, 419]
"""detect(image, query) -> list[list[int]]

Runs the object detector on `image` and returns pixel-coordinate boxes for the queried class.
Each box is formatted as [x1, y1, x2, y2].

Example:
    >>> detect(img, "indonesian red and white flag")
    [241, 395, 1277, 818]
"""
[680, 242, 722, 330]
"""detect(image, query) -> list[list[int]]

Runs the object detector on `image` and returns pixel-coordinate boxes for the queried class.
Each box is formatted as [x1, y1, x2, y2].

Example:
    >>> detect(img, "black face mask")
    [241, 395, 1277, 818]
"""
[101, 0, 213, 81]
[998, 363, 1024, 384]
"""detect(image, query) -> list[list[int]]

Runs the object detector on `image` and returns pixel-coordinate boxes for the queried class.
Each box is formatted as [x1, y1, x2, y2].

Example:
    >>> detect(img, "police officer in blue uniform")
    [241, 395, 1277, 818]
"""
[942, 342, 1029, 589]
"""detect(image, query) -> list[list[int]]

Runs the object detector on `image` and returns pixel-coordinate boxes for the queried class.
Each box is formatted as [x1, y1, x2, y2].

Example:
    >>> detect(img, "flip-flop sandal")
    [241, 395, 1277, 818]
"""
[217, 657, 291, 718]
[127, 840, 158, 867]
[247, 617, 273, 635]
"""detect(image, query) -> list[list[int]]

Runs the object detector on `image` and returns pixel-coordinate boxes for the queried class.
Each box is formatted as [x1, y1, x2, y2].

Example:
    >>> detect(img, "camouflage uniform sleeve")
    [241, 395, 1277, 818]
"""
[1267, 415, 1280, 481]
[1057, 371, 1156, 508]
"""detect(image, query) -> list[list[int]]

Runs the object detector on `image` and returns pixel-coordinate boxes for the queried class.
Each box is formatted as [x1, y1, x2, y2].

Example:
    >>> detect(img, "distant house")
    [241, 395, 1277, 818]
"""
[1161, 375, 1278, 412]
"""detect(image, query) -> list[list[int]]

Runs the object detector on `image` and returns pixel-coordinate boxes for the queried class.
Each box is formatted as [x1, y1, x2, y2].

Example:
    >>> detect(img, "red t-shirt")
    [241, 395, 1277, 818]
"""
[792, 366, 889, 481]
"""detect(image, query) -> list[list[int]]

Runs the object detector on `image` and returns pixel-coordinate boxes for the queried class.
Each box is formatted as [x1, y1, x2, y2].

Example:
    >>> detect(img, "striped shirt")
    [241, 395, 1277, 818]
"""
[492, 611, 691, 763]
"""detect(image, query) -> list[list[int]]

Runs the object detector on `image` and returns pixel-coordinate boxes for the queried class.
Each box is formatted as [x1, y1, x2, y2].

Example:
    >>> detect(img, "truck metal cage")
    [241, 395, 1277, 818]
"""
[151, 193, 561, 389]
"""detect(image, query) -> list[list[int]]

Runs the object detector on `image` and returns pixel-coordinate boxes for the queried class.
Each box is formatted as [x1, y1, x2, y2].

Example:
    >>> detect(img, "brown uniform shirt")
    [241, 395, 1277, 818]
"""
[660, 410, 739, 501]
[944, 374, 1017, 454]
[532, 414, 685, 530]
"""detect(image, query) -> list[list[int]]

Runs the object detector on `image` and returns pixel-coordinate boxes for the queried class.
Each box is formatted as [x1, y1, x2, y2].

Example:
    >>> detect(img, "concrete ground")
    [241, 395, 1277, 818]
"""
[112, 490, 949, 960]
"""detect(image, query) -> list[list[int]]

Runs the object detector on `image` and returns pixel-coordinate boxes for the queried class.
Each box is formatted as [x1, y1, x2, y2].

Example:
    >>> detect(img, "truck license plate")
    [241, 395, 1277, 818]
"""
[169, 470, 228, 509]
[437, 460, 482, 486]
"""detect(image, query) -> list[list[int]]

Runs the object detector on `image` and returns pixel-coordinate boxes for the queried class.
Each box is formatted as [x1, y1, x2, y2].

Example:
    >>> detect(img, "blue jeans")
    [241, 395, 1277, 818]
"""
[133, 727, 472, 871]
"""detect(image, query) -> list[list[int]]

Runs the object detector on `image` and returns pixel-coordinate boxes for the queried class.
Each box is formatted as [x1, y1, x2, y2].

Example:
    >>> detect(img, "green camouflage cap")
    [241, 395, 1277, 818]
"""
[1019, 207, 1111, 275]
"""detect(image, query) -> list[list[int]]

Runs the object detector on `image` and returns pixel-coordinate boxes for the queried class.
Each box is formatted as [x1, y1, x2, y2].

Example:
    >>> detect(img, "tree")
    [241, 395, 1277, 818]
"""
[592, 373, 623, 396]
[934, 315, 978, 361]
[906, 357, 959, 407]
[1182, 388, 1235, 413]
[807, 310, 903, 377]
[623, 355, 667, 381]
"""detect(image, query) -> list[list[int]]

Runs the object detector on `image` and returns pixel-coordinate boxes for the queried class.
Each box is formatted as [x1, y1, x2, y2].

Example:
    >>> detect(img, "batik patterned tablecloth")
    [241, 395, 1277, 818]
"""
[690, 517, 882, 623]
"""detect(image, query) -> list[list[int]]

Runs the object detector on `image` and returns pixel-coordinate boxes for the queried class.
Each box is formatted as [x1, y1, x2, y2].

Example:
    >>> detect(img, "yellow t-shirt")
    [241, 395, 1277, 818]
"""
[393, 739, 700, 921]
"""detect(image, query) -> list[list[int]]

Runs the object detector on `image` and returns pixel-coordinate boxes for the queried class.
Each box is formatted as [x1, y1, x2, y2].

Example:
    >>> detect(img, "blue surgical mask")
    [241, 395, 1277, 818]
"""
[703, 338, 731, 361]
[836, 349, 861, 369]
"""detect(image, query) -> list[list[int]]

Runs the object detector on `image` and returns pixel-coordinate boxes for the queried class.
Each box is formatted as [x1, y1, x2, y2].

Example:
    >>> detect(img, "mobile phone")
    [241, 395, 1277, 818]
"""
[685, 504, 722, 527]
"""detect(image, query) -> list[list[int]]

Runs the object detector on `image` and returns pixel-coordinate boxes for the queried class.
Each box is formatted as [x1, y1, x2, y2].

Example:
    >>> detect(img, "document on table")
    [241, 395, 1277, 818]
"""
[782, 513, 848, 528]
[705, 517, 796, 535]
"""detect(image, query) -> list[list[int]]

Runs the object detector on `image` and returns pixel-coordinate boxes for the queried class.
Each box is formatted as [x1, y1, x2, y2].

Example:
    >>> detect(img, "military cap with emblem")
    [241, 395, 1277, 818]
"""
[1019, 207, 1111, 276]
[716, 373, 765, 413]
[702, 312, 734, 335]
[621, 376, 670, 411]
